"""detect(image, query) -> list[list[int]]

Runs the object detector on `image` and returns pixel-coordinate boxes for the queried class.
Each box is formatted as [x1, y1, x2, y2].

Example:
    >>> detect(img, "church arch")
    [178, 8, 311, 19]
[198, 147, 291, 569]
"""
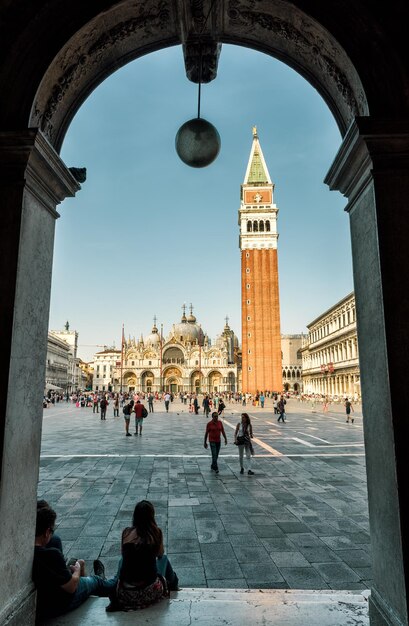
[163, 346, 184, 364]
[207, 370, 223, 393]
[247, 220, 252, 232]
[141, 370, 155, 392]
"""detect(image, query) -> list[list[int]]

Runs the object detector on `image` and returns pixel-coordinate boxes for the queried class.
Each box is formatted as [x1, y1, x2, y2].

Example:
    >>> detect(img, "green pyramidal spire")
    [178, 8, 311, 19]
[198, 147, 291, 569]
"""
[243, 126, 272, 186]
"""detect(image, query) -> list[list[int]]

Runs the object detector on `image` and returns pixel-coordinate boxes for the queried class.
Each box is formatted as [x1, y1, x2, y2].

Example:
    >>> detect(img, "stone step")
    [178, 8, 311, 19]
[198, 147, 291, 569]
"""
[41, 588, 370, 625]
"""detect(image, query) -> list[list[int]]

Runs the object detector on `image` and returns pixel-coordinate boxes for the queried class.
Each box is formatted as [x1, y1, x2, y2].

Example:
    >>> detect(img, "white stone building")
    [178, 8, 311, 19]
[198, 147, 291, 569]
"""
[281, 334, 304, 392]
[93, 349, 121, 392]
[301, 292, 360, 398]
[104, 306, 240, 394]
[45, 332, 70, 392]
[49, 322, 80, 392]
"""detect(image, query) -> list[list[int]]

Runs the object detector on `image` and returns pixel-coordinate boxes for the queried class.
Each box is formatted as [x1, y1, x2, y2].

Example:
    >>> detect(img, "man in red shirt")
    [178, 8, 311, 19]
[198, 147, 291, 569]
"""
[133, 400, 145, 436]
[204, 412, 227, 474]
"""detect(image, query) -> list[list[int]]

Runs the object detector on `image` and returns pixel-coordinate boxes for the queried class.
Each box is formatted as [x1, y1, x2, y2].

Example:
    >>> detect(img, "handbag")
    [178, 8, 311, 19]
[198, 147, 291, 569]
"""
[236, 435, 245, 445]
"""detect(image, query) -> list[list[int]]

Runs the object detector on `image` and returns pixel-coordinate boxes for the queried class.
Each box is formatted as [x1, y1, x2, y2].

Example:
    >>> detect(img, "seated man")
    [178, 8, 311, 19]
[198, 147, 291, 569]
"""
[33, 505, 118, 619]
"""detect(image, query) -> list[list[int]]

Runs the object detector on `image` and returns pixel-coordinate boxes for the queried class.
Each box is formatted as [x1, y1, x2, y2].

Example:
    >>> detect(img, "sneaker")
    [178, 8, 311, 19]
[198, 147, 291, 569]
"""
[93, 559, 106, 579]
[134, 432, 138, 435]
[106, 602, 120, 612]
[248, 470, 255, 475]
[240, 467, 244, 474]
[352, 418, 355, 423]
[126, 432, 132, 436]
[215, 469, 219, 474]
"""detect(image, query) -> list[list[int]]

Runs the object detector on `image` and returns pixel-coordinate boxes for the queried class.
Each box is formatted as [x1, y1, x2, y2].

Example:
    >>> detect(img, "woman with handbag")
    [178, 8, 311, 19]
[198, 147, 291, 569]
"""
[234, 413, 255, 475]
[106, 500, 178, 612]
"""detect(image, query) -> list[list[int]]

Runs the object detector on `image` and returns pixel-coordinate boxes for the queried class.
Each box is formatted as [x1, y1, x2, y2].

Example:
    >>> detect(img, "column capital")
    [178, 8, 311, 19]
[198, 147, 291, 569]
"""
[0, 129, 80, 215]
[324, 118, 409, 209]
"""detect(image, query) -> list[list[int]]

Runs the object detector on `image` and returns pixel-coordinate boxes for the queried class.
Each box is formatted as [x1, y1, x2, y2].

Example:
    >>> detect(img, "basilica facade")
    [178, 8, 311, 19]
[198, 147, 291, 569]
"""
[105, 307, 240, 394]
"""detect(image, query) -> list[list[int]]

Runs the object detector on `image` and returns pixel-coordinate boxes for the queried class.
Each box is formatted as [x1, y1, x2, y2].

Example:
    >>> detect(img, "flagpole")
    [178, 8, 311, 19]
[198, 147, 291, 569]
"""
[160, 323, 163, 392]
[199, 324, 202, 394]
[120, 323, 124, 394]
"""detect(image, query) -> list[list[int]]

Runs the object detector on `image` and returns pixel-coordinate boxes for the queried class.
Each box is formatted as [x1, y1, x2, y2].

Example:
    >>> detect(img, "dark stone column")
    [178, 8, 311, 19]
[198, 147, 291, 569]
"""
[0, 130, 80, 625]
[325, 119, 409, 626]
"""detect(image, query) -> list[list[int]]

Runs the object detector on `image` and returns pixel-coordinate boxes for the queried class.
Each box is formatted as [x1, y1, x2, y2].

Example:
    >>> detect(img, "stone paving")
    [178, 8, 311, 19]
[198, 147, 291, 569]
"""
[38, 398, 371, 591]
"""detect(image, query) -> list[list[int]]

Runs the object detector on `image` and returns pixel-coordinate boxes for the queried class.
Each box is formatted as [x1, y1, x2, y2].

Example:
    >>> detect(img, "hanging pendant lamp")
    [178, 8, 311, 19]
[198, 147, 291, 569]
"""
[175, 29, 221, 168]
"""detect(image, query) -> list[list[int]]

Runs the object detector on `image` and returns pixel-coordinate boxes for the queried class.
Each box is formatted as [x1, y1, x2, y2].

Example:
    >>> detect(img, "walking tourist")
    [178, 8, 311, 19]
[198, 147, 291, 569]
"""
[113, 395, 119, 417]
[260, 392, 265, 408]
[277, 396, 286, 422]
[345, 398, 354, 423]
[148, 392, 154, 413]
[105, 500, 178, 612]
[234, 412, 255, 475]
[202, 394, 211, 417]
[100, 396, 108, 420]
[33, 505, 118, 620]
[92, 393, 99, 413]
[164, 392, 171, 413]
[134, 399, 146, 436]
[123, 399, 134, 436]
[204, 411, 227, 474]
[193, 395, 199, 414]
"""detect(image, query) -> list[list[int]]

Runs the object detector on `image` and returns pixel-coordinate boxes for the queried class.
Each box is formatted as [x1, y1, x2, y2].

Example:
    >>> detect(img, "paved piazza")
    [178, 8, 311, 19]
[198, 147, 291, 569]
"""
[38, 398, 371, 591]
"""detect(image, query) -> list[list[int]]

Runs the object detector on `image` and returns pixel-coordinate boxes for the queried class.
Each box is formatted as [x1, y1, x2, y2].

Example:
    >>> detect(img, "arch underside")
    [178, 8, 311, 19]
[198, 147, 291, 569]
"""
[26, 0, 368, 151]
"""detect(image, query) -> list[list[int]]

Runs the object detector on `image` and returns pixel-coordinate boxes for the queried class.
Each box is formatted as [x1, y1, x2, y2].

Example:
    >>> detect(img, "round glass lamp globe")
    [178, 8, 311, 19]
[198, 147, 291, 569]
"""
[175, 118, 221, 168]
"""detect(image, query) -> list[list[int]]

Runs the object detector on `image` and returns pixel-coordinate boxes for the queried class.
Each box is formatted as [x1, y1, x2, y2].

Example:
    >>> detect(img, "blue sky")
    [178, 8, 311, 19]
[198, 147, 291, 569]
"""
[50, 44, 353, 362]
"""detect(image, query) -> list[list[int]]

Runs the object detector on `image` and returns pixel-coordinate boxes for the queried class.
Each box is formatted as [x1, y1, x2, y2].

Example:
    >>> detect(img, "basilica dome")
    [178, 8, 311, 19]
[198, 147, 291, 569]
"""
[145, 322, 161, 347]
[173, 305, 204, 344]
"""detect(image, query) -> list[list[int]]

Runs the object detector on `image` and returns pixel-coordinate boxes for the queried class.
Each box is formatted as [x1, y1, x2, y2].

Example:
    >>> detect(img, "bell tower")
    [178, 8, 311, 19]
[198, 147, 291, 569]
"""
[239, 127, 282, 394]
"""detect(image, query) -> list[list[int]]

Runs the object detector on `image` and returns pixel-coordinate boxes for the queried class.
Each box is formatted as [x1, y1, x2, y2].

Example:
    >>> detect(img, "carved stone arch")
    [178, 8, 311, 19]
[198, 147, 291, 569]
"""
[19, 1, 371, 151]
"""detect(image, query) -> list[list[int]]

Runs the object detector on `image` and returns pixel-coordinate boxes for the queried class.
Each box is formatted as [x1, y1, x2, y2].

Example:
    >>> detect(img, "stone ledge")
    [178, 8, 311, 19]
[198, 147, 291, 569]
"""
[40, 588, 370, 625]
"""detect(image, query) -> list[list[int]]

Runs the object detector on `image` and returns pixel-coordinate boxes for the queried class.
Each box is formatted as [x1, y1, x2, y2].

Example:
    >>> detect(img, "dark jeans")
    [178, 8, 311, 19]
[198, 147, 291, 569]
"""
[210, 441, 221, 470]
[149, 402, 154, 412]
[165, 401, 169, 412]
[277, 411, 286, 422]
[100, 408, 106, 420]
[93, 404, 99, 413]
[156, 555, 178, 590]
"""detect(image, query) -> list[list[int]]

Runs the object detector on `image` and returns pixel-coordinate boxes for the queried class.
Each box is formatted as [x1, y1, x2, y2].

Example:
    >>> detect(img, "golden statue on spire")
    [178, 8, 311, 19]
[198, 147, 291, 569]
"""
[252, 125, 258, 137]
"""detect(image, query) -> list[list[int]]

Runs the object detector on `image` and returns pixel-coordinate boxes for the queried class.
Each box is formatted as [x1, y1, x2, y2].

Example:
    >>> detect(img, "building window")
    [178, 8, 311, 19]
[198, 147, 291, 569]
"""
[265, 220, 270, 231]
[247, 221, 252, 232]
[253, 221, 258, 232]
[195, 360, 199, 365]
[259, 221, 264, 232]
[132, 361, 134, 366]
[246, 252, 250, 258]
[248, 349, 251, 354]
[247, 316, 251, 321]
[148, 361, 152, 365]
[246, 283, 250, 289]
[248, 332, 251, 338]
[246, 268, 250, 273]
[247, 299, 250, 304]
[248, 366, 252, 371]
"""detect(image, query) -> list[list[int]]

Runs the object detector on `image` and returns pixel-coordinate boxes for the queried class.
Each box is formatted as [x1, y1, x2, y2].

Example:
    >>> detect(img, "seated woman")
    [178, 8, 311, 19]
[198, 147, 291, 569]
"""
[107, 500, 178, 612]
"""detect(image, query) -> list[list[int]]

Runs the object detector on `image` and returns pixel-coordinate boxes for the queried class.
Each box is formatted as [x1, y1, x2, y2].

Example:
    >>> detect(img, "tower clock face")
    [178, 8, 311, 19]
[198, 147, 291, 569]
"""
[244, 190, 271, 204]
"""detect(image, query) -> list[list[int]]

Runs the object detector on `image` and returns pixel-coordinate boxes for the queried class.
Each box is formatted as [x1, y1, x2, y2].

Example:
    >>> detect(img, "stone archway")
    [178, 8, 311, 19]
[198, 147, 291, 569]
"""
[1, 4, 409, 626]
[163, 366, 182, 394]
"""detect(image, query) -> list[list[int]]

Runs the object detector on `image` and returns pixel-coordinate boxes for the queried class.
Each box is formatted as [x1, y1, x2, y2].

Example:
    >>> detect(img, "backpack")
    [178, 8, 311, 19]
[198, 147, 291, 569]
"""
[142, 406, 148, 418]
[123, 404, 130, 416]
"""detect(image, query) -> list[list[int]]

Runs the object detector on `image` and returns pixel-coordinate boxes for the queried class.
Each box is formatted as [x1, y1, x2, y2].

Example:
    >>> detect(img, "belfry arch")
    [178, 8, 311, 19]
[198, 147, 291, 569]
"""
[0, 3, 408, 626]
